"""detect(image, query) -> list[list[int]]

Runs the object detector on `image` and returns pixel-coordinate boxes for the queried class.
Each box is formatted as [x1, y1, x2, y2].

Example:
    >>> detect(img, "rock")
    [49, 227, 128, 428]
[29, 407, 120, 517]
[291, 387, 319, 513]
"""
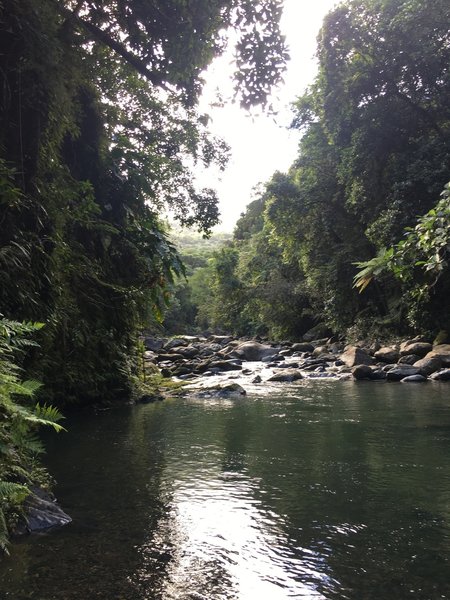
[352, 365, 386, 380]
[399, 341, 433, 357]
[268, 369, 303, 382]
[178, 346, 200, 359]
[340, 346, 374, 368]
[386, 366, 421, 381]
[160, 368, 173, 378]
[208, 335, 233, 345]
[173, 366, 193, 376]
[369, 341, 382, 354]
[306, 372, 337, 378]
[251, 375, 262, 383]
[430, 369, 450, 381]
[164, 338, 188, 350]
[234, 341, 279, 361]
[156, 353, 185, 363]
[412, 356, 442, 376]
[398, 354, 421, 365]
[290, 342, 314, 353]
[21, 487, 71, 533]
[374, 347, 399, 363]
[314, 353, 336, 362]
[201, 383, 247, 397]
[352, 365, 374, 380]
[312, 345, 329, 357]
[370, 369, 387, 381]
[401, 374, 428, 383]
[421, 344, 450, 367]
[277, 361, 299, 369]
[382, 363, 398, 372]
[261, 354, 283, 363]
[143, 336, 166, 351]
[208, 360, 242, 372]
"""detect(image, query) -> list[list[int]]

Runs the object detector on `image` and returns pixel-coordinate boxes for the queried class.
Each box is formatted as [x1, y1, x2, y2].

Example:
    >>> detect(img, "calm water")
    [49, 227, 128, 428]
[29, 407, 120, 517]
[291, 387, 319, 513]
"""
[1, 380, 450, 599]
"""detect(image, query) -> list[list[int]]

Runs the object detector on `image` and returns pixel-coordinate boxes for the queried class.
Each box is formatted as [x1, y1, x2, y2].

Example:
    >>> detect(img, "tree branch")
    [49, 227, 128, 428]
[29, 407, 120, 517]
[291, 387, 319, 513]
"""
[54, 2, 169, 90]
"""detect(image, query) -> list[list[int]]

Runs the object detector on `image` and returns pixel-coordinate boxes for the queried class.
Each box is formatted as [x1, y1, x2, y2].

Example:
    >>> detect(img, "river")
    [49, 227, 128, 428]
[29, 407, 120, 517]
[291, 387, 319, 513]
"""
[1, 379, 450, 599]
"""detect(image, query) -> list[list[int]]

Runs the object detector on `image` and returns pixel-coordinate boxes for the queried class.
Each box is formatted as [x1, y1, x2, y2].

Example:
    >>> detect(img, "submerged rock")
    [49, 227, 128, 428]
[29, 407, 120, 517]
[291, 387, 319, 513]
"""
[195, 383, 247, 397]
[401, 374, 427, 383]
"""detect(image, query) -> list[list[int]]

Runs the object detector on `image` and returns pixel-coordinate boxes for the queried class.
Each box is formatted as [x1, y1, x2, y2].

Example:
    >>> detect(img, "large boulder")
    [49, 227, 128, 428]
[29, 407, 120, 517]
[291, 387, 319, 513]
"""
[143, 336, 166, 351]
[400, 341, 433, 357]
[178, 345, 200, 359]
[386, 365, 421, 381]
[352, 365, 386, 380]
[340, 346, 374, 368]
[374, 347, 399, 363]
[234, 341, 278, 361]
[398, 354, 421, 365]
[413, 356, 442, 376]
[422, 344, 450, 367]
[352, 365, 373, 380]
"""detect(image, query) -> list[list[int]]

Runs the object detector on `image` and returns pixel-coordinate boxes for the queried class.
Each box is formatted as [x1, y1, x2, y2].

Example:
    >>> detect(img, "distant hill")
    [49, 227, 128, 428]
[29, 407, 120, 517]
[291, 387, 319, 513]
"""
[169, 229, 233, 255]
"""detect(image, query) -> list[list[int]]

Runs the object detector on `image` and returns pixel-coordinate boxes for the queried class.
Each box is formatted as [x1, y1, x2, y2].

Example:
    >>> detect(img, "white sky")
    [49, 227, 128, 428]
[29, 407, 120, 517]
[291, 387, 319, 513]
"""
[197, 0, 337, 232]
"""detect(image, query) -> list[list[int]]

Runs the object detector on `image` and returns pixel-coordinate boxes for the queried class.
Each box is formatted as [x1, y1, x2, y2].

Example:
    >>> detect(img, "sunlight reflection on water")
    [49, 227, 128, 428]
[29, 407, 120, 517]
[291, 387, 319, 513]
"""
[131, 466, 331, 599]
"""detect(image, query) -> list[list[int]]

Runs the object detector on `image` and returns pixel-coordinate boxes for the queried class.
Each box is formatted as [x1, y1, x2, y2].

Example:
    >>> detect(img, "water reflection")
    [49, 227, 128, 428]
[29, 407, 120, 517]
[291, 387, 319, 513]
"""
[1, 382, 450, 599]
[131, 467, 329, 599]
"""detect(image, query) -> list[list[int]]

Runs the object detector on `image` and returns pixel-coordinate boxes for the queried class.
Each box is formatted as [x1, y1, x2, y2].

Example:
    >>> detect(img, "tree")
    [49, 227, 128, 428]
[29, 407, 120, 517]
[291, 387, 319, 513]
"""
[0, 0, 288, 403]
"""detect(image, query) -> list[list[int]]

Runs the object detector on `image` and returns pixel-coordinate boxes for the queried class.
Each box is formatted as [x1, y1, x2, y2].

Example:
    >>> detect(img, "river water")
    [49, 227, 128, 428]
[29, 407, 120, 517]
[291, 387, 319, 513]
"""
[1, 379, 450, 599]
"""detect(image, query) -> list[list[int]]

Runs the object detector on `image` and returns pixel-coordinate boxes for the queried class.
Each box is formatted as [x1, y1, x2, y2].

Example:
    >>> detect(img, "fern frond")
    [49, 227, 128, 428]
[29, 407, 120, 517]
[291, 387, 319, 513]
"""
[0, 480, 28, 502]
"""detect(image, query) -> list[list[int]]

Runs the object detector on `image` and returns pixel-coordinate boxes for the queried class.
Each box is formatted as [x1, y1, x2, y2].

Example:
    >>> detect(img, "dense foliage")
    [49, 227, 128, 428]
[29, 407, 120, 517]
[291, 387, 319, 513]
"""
[0, 319, 64, 553]
[0, 0, 287, 404]
[193, 0, 450, 340]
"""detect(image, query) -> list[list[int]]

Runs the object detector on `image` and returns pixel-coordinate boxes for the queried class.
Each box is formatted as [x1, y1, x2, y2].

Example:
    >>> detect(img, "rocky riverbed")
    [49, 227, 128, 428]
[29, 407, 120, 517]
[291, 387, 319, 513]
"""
[143, 334, 450, 396]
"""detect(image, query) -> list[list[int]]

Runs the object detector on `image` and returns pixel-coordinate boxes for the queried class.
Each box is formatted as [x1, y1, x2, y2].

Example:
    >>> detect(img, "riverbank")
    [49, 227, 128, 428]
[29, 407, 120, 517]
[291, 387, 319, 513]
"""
[143, 333, 450, 395]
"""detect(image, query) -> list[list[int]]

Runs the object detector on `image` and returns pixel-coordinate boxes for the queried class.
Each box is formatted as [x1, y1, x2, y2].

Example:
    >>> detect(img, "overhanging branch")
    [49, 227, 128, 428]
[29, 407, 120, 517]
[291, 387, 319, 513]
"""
[55, 2, 169, 90]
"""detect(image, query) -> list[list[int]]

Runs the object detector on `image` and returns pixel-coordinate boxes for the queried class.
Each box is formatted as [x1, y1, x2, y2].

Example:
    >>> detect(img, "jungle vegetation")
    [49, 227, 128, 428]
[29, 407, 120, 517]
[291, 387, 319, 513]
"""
[0, 0, 287, 548]
[0, 0, 287, 405]
[181, 0, 450, 341]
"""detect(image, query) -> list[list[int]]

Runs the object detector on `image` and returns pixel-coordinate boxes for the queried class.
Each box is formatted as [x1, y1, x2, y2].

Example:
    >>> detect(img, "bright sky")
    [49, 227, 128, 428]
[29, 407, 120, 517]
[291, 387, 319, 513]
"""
[198, 0, 337, 232]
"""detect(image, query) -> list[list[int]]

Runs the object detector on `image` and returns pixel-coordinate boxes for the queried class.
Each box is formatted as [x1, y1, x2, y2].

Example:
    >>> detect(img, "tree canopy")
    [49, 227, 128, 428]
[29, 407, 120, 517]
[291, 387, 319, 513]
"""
[0, 0, 287, 403]
[191, 0, 450, 340]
